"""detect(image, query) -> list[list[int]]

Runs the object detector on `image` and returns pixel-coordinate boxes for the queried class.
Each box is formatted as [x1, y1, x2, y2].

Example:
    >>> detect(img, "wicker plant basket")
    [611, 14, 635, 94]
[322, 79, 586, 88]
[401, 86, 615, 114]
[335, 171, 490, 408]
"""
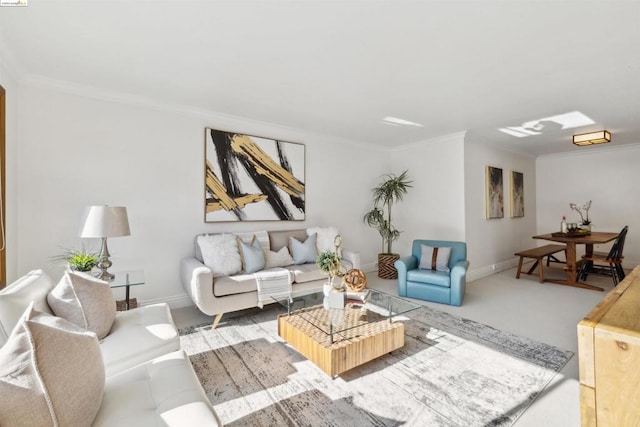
[378, 253, 400, 279]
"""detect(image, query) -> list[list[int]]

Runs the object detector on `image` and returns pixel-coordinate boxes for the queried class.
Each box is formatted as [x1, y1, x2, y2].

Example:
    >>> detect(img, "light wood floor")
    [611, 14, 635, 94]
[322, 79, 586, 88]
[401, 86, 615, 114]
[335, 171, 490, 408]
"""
[172, 262, 620, 427]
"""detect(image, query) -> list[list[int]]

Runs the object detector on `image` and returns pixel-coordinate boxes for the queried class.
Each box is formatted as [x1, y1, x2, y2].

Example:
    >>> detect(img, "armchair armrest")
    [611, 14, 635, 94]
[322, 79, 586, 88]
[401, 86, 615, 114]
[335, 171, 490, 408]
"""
[395, 256, 418, 297]
[395, 256, 418, 272]
[450, 260, 470, 306]
[179, 257, 217, 316]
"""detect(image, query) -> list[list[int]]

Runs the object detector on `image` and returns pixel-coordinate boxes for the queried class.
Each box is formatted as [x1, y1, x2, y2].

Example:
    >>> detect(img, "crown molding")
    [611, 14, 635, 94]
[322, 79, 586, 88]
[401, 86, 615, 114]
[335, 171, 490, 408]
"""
[536, 142, 640, 161]
[17, 74, 379, 151]
[391, 131, 467, 152]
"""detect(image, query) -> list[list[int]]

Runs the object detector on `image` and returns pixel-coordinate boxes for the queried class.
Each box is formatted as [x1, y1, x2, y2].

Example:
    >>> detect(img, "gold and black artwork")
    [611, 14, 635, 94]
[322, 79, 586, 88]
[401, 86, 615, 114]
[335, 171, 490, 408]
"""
[204, 128, 305, 222]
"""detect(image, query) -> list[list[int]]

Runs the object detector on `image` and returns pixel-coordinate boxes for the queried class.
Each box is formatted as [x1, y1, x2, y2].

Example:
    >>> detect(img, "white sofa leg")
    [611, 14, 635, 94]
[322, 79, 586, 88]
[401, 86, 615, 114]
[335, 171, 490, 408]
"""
[211, 313, 223, 330]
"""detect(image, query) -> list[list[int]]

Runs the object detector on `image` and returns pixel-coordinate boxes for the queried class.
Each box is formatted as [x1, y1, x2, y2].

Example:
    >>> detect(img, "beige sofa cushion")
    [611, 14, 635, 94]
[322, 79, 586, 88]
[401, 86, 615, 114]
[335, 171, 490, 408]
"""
[214, 273, 257, 297]
[0, 304, 104, 427]
[285, 263, 326, 283]
[93, 350, 221, 427]
[0, 269, 55, 347]
[47, 271, 117, 339]
[101, 303, 180, 377]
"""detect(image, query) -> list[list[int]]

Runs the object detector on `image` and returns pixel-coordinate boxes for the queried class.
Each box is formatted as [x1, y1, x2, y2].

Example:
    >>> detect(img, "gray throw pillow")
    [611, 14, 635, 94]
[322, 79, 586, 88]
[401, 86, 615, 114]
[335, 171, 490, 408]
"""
[290, 233, 318, 265]
[47, 271, 116, 339]
[239, 237, 266, 274]
[0, 303, 104, 427]
[419, 244, 452, 272]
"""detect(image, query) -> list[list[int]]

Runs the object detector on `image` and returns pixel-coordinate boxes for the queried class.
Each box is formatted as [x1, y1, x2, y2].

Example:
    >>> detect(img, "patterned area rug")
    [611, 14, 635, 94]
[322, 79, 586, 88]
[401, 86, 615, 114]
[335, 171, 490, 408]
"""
[179, 304, 573, 426]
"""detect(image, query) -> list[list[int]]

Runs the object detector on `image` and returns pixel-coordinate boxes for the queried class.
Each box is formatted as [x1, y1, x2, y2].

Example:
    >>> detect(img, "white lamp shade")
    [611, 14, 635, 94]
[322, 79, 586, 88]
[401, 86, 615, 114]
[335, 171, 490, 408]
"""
[79, 206, 130, 238]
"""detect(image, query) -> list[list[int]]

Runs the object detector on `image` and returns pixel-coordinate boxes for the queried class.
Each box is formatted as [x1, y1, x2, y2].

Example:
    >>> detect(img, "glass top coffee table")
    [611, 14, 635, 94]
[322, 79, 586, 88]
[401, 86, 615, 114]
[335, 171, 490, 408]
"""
[275, 289, 420, 376]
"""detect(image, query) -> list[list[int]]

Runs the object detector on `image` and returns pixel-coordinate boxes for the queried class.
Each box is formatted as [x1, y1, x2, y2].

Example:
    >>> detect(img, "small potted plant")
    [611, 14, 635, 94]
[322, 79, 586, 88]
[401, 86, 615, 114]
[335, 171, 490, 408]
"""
[53, 247, 100, 272]
[570, 200, 592, 231]
[363, 170, 412, 279]
[316, 234, 344, 292]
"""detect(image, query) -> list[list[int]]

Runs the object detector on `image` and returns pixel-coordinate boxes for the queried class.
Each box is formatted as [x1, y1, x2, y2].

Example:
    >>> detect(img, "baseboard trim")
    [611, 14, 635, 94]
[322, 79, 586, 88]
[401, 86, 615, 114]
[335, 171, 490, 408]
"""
[140, 294, 195, 309]
[468, 259, 519, 282]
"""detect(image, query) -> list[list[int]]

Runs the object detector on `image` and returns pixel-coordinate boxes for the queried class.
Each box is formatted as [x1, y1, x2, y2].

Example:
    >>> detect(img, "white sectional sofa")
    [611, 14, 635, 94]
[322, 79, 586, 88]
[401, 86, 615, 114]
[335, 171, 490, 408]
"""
[0, 269, 221, 426]
[180, 227, 360, 327]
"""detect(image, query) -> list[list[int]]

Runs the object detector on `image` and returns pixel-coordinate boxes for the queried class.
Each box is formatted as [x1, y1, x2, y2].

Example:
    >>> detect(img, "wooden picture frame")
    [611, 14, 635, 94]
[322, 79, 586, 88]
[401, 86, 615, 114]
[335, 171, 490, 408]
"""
[204, 128, 305, 222]
[485, 166, 504, 219]
[510, 170, 524, 218]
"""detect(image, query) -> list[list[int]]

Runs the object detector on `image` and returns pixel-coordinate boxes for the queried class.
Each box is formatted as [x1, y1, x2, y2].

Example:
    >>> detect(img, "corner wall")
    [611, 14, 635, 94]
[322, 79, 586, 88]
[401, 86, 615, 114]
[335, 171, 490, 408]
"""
[390, 133, 466, 258]
[464, 135, 537, 280]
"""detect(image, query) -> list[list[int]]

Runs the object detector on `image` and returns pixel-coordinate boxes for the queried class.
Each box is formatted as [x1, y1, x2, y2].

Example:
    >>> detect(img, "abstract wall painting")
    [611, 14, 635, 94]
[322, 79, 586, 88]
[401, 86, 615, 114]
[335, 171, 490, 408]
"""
[510, 170, 524, 218]
[485, 166, 504, 219]
[204, 128, 305, 222]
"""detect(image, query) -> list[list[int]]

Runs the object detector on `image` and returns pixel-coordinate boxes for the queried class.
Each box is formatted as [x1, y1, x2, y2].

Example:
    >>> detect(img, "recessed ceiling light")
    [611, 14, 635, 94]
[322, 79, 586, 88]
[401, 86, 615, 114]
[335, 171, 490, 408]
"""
[382, 116, 424, 127]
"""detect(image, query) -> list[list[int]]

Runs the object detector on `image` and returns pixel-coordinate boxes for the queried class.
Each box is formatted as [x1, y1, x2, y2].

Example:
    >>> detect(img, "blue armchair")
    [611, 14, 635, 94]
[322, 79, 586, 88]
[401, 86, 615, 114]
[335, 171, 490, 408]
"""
[395, 239, 469, 306]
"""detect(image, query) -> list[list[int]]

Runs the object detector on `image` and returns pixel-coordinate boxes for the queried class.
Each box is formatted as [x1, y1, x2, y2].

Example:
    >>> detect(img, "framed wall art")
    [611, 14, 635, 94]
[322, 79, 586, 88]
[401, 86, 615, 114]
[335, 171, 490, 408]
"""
[485, 166, 504, 219]
[204, 128, 305, 222]
[510, 170, 524, 218]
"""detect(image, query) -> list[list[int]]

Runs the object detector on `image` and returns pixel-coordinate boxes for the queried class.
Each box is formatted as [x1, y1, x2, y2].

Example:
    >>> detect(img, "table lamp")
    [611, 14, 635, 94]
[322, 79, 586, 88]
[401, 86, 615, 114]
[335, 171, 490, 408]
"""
[79, 205, 130, 280]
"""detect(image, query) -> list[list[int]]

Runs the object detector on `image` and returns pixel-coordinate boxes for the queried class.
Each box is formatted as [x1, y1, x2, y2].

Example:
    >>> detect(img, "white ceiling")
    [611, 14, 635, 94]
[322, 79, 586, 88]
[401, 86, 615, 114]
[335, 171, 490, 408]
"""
[1, 1, 639, 156]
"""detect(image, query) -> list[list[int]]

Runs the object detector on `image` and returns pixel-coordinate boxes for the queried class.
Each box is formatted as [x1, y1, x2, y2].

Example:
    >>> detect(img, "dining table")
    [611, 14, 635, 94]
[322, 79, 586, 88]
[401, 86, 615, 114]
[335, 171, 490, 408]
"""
[532, 231, 619, 291]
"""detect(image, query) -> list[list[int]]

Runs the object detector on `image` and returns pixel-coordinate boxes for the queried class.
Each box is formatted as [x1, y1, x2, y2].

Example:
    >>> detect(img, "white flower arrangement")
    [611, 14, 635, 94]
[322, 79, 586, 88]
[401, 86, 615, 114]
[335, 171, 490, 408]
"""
[569, 200, 592, 225]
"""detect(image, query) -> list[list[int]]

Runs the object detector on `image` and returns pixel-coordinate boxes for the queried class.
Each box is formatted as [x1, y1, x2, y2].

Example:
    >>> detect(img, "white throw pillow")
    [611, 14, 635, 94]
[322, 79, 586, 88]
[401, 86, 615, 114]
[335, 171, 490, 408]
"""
[197, 234, 243, 277]
[419, 244, 452, 273]
[47, 271, 116, 339]
[290, 233, 318, 265]
[0, 303, 104, 427]
[307, 226, 341, 256]
[264, 246, 295, 269]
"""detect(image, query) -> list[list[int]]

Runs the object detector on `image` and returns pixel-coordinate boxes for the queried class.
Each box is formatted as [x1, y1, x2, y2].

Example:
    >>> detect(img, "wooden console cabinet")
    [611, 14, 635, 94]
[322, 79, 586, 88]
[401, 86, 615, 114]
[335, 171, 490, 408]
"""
[578, 265, 640, 426]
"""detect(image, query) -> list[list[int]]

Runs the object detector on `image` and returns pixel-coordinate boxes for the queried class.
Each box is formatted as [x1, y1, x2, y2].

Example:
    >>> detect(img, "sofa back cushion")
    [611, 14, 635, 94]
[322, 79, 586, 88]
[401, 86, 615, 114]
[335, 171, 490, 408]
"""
[268, 229, 307, 252]
[0, 269, 55, 347]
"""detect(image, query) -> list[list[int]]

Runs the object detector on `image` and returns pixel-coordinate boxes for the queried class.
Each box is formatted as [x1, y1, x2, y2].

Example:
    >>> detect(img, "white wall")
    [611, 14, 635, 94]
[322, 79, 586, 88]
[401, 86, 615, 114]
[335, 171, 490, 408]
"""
[536, 146, 640, 267]
[389, 133, 466, 258]
[464, 136, 538, 280]
[15, 82, 387, 305]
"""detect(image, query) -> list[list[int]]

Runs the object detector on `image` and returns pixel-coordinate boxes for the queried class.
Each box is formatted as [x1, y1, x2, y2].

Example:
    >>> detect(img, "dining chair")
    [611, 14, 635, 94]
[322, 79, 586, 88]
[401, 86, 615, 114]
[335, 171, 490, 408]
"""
[577, 226, 628, 286]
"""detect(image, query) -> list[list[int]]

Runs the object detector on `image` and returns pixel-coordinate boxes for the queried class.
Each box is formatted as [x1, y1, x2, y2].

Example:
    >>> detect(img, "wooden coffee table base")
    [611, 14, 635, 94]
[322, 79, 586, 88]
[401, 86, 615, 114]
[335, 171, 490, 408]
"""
[278, 313, 405, 377]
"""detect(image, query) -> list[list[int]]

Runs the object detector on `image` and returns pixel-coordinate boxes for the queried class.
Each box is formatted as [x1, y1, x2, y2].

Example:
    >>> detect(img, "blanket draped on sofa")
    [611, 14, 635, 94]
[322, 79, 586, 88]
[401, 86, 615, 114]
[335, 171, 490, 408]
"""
[255, 269, 292, 308]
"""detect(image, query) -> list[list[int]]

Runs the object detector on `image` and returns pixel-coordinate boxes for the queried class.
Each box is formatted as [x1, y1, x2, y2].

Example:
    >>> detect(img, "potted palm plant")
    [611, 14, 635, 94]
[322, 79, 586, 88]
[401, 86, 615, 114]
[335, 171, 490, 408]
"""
[363, 170, 412, 279]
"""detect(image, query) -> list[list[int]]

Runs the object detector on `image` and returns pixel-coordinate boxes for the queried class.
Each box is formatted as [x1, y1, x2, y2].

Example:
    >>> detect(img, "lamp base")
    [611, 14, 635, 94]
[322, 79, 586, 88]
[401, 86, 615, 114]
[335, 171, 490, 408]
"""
[97, 270, 115, 281]
[97, 237, 115, 281]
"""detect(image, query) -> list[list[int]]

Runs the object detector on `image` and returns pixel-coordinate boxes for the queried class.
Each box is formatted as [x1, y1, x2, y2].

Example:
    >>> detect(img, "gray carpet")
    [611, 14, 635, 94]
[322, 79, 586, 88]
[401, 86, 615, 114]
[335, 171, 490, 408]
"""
[179, 304, 573, 426]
